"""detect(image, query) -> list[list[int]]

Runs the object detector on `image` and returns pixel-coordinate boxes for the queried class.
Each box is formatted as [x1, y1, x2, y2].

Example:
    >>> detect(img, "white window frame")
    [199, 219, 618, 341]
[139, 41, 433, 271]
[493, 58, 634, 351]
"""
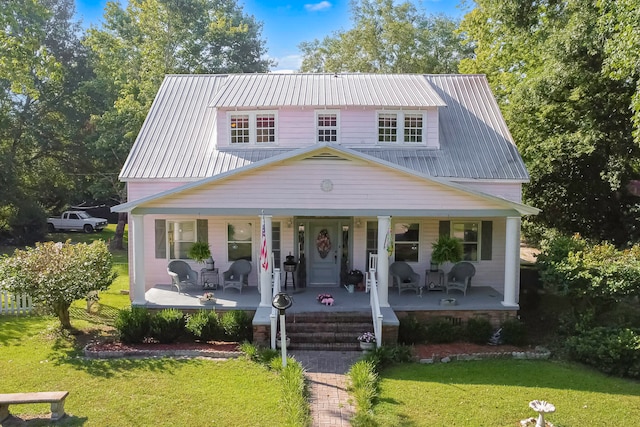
[393, 222, 420, 263]
[167, 220, 197, 260]
[315, 110, 340, 143]
[227, 221, 253, 262]
[451, 221, 481, 262]
[228, 111, 278, 145]
[377, 111, 425, 144]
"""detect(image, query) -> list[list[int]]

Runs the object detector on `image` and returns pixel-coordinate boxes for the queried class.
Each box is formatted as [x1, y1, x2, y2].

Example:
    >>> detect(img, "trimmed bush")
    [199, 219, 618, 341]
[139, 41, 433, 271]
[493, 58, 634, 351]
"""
[466, 317, 493, 344]
[398, 314, 427, 345]
[566, 327, 640, 379]
[501, 318, 528, 346]
[348, 360, 378, 413]
[186, 310, 223, 341]
[425, 318, 462, 343]
[220, 310, 252, 342]
[150, 309, 185, 343]
[115, 307, 151, 344]
[363, 345, 413, 370]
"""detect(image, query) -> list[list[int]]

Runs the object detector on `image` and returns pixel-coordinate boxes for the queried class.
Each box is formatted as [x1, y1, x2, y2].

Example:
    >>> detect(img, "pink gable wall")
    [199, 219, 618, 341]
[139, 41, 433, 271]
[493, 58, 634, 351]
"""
[144, 158, 508, 211]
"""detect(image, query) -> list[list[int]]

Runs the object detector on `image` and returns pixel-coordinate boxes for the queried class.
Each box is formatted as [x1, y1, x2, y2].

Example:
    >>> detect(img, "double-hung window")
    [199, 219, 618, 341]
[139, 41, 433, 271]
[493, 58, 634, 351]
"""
[377, 111, 424, 144]
[316, 111, 339, 143]
[394, 222, 420, 262]
[167, 220, 196, 260]
[229, 112, 277, 145]
[228, 222, 253, 261]
[452, 221, 479, 261]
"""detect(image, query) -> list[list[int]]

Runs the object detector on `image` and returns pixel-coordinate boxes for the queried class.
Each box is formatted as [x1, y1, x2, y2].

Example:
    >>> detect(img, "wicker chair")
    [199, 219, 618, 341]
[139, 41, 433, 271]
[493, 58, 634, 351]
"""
[167, 260, 199, 293]
[445, 262, 476, 296]
[222, 259, 252, 293]
[389, 262, 421, 295]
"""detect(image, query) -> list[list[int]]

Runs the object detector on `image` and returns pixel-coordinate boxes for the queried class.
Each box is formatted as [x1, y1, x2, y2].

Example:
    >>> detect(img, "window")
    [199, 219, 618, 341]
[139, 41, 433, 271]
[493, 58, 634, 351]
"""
[394, 223, 419, 262]
[168, 220, 196, 259]
[377, 111, 424, 144]
[229, 112, 277, 145]
[452, 221, 479, 261]
[366, 221, 378, 262]
[272, 222, 281, 268]
[228, 221, 253, 261]
[317, 112, 338, 143]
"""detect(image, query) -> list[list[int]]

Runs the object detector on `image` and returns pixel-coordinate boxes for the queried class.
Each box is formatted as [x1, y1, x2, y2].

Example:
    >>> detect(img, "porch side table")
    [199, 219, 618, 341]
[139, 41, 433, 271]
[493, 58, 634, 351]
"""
[425, 269, 445, 291]
[200, 268, 219, 290]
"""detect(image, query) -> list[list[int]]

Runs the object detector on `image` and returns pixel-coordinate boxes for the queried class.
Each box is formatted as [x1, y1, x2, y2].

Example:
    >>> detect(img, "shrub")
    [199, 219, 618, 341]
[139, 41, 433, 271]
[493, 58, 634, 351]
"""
[466, 317, 493, 344]
[398, 314, 427, 345]
[150, 309, 185, 343]
[279, 359, 311, 427]
[348, 360, 378, 413]
[565, 327, 640, 379]
[363, 345, 413, 370]
[115, 307, 151, 344]
[185, 310, 223, 341]
[501, 318, 527, 346]
[425, 318, 462, 343]
[220, 310, 252, 342]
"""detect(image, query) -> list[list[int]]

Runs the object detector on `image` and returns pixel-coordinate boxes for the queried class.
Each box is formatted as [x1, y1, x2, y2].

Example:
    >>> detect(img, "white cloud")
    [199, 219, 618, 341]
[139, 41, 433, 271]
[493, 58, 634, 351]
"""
[270, 54, 303, 72]
[304, 1, 332, 12]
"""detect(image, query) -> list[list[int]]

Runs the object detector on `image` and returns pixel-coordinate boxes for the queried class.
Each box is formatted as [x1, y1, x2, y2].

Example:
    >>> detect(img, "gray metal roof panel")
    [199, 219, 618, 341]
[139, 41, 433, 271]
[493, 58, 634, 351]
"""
[209, 73, 446, 108]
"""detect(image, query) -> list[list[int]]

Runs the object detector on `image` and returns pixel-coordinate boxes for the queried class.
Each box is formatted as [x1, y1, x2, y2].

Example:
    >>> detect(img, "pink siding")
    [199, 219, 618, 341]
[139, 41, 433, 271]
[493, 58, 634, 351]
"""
[214, 107, 440, 148]
[128, 181, 192, 202]
[454, 182, 523, 203]
[146, 159, 508, 211]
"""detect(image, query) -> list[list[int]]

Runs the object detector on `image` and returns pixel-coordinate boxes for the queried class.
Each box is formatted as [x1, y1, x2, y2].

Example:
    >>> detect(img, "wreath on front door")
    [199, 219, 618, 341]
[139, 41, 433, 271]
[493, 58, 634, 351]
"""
[316, 229, 331, 258]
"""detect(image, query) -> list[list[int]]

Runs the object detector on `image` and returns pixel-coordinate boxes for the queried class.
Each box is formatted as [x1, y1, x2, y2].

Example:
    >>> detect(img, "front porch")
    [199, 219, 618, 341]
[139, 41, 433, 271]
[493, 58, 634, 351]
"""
[144, 283, 515, 315]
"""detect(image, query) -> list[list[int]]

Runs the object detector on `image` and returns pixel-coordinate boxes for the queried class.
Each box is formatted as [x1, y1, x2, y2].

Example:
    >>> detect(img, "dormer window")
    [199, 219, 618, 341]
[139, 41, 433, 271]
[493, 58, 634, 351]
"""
[316, 111, 339, 143]
[229, 111, 277, 145]
[377, 111, 424, 144]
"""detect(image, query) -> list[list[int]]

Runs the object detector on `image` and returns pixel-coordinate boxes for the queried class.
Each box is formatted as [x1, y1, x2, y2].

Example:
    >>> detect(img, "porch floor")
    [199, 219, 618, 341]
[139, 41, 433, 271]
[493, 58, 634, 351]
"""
[143, 284, 514, 312]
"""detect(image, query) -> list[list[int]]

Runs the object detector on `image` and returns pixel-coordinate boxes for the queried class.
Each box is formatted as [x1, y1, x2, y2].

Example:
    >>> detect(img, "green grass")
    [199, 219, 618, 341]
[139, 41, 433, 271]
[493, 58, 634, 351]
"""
[370, 360, 640, 426]
[0, 316, 285, 426]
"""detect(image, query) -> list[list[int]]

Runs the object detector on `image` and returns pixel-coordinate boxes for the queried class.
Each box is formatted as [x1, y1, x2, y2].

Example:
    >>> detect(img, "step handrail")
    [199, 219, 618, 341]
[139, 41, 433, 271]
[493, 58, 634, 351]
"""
[369, 267, 383, 348]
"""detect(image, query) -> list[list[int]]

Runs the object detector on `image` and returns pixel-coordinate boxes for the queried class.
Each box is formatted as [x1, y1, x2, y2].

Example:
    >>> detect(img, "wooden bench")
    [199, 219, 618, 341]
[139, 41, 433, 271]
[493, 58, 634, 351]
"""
[0, 391, 69, 422]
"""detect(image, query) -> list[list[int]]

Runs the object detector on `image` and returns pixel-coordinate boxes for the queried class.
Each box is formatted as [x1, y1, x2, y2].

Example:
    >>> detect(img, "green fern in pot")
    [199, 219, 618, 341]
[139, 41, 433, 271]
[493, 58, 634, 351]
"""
[430, 235, 463, 268]
[188, 241, 211, 263]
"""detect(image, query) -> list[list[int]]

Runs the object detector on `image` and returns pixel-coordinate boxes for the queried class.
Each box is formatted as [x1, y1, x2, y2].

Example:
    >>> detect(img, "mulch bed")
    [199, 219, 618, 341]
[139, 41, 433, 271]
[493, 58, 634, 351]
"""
[413, 342, 530, 360]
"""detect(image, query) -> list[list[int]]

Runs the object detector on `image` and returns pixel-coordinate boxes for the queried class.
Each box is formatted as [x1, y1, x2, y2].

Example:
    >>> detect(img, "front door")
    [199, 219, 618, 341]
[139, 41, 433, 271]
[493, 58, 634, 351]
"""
[309, 221, 341, 286]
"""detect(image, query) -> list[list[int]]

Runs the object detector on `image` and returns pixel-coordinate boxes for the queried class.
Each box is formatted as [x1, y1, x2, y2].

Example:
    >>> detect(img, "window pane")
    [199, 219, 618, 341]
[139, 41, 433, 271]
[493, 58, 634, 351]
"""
[366, 221, 378, 261]
[394, 223, 419, 242]
[168, 221, 195, 259]
[230, 115, 250, 144]
[228, 222, 252, 262]
[453, 222, 479, 261]
[394, 223, 419, 262]
[378, 113, 397, 142]
[228, 243, 252, 261]
[395, 243, 419, 262]
[318, 113, 338, 142]
[272, 222, 281, 267]
[404, 114, 423, 143]
[256, 114, 275, 143]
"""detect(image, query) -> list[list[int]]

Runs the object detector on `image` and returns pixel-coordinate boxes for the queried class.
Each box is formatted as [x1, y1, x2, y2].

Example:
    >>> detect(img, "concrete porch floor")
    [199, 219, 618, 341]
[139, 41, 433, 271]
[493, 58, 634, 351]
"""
[143, 284, 514, 313]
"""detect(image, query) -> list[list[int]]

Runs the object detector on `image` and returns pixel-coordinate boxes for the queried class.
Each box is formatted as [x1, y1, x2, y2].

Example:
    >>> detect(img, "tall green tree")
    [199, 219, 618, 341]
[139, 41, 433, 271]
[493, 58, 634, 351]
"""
[85, 0, 273, 248]
[0, 0, 94, 243]
[299, 0, 472, 73]
[460, 0, 640, 245]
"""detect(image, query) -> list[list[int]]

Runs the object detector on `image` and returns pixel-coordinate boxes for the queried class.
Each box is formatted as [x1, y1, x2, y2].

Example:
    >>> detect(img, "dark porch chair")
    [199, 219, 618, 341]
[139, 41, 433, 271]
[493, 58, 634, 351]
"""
[222, 259, 252, 293]
[167, 260, 199, 293]
[445, 261, 476, 296]
[389, 262, 421, 295]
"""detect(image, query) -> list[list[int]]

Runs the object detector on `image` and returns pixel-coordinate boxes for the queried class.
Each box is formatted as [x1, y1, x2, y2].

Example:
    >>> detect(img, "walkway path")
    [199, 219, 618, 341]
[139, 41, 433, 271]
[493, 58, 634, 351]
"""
[290, 351, 362, 427]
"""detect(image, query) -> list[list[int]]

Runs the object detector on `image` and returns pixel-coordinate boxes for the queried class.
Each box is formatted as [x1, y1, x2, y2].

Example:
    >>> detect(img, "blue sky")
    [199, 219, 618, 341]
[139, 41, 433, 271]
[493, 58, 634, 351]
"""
[75, 0, 468, 71]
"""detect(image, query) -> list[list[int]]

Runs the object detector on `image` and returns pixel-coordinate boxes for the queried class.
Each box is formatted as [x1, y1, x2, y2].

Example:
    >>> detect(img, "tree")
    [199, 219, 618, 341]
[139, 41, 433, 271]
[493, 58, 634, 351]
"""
[0, 0, 96, 243]
[460, 0, 640, 245]
[299, 0, 472, 73]
[85, 0, 273, 248]
[0, 241, 116, 329]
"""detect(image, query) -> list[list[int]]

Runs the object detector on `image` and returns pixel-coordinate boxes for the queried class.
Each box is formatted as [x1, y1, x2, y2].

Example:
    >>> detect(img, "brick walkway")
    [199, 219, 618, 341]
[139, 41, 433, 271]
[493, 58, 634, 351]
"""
[290, 351, 363, 427]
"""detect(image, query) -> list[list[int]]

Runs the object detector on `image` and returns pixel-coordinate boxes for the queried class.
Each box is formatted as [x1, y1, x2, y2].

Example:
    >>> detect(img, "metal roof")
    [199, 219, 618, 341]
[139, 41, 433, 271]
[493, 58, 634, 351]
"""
[119, 73, 529, 181]
[209, 73, 446, 108]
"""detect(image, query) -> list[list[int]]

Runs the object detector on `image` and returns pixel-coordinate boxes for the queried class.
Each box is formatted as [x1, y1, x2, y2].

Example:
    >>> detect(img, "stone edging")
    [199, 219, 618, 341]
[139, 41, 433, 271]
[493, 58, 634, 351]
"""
[83, 344, 241, 359]
[419, 347, 551, 364]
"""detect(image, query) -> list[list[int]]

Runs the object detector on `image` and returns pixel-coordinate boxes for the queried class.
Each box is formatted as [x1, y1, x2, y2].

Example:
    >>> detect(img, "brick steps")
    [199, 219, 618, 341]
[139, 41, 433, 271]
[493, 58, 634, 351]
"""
[282, 311, 373, 351]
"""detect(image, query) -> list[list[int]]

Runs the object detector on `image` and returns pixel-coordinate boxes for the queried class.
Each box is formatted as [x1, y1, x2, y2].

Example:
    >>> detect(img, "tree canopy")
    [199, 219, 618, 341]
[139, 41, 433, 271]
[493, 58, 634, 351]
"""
[299, 0, 472, 73]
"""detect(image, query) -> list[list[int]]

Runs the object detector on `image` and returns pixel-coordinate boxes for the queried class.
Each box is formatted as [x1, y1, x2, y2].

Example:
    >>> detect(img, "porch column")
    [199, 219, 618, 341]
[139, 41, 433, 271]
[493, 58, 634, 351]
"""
[131, 214, 146, 305]
[502, 216, 520, 307]
[259, 215, 273, 307]
[377, 216, 391, 307]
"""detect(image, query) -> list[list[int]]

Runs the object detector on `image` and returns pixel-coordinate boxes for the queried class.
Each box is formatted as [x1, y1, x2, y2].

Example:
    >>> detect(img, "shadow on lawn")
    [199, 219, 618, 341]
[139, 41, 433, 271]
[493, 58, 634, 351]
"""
[1, 414, 88, 426]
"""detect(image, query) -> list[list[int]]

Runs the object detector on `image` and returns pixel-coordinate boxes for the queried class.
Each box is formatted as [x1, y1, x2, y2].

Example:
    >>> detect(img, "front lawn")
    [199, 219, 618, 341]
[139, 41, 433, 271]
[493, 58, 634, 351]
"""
[370, 360, 640, 426]
[0, 316, 285, 426]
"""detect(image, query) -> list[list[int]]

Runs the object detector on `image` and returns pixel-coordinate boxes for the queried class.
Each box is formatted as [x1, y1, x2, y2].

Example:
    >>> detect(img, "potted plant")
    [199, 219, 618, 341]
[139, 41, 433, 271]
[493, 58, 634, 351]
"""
[188, 241, 214, 269]
[430, 235, 463, 270]
[357, 332, 376, 351]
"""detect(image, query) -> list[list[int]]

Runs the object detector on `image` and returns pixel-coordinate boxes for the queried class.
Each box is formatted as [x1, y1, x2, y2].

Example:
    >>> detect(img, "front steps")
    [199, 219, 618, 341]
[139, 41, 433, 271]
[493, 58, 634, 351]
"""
[283, 311, 373, 351]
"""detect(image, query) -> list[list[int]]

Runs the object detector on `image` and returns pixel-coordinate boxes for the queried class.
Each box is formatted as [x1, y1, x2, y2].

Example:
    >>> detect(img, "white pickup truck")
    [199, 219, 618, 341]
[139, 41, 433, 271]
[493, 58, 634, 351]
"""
[47, 211, 109, 233]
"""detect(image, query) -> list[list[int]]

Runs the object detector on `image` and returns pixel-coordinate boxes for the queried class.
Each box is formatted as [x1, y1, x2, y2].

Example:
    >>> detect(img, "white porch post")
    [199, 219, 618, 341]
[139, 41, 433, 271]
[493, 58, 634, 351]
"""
[377, 216, 391, 307]
[260, 214, 273, 307]
[131, 214, 146, 305]
[502, 216, 520, 307]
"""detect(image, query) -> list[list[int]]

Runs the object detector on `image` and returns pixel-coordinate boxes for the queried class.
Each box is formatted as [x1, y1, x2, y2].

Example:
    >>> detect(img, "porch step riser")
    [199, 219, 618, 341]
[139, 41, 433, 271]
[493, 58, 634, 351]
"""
[288, 342, 361, 351]
[281, 312, 374, 350]
[287, 313, 373, 324]
[286, 332, 364, 344]
[286, 322, 373, 333]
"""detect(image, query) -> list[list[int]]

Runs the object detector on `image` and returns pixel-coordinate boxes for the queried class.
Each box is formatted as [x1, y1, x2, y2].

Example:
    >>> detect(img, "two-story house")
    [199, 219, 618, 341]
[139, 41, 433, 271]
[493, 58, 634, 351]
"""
[112, 73, 538, 344]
